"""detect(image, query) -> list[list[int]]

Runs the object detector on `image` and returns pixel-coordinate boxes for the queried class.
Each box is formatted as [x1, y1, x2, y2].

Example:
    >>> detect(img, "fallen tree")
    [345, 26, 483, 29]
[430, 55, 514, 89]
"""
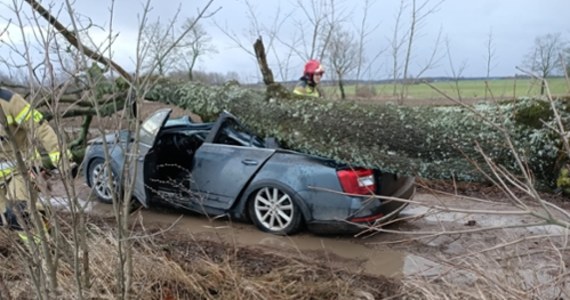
[22, 0, 568, 190]
[145, 81, 569, 188]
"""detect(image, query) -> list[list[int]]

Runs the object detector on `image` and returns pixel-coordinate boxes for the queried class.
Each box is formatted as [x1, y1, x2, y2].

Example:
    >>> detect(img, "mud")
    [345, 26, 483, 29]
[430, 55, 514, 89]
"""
[119, 206, 413, 277]
[45, 178, 568, 277]
[40, 174, 570, 298]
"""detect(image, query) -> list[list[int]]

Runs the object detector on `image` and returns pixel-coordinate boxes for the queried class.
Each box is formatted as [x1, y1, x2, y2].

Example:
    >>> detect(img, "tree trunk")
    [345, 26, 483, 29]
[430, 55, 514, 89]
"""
[399, 0, 417, 104]
[338, 75, 346, 100]
[253, 37, 275, 86]
[188, 55, 198, 81]
[70, 115, 93, 148]
[146, 82, 568, 187]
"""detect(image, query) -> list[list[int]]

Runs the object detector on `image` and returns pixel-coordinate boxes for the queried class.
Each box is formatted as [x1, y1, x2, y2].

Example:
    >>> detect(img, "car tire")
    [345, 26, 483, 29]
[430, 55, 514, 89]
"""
[248, 185, 303, 235]
[88, 158, 119, 204]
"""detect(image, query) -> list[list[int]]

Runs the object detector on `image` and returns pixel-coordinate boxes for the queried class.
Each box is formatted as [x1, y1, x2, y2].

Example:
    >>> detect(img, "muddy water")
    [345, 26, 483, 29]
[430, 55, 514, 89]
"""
[44, 178, 433, 279]
[87, 201, 422, 277]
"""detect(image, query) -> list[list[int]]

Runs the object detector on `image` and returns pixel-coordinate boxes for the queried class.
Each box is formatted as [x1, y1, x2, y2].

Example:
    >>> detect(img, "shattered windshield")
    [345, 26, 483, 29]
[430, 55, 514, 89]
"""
[215, 118, 265, 148]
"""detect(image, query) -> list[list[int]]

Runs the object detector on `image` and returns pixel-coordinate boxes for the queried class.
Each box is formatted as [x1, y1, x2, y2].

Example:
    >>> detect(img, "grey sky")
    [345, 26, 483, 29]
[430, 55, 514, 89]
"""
[1, 0, 569, 83]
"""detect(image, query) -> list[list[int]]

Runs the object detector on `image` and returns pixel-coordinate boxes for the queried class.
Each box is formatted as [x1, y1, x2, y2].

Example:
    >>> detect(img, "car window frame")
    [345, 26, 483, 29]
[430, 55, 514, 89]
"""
[139, 109, 171, 147]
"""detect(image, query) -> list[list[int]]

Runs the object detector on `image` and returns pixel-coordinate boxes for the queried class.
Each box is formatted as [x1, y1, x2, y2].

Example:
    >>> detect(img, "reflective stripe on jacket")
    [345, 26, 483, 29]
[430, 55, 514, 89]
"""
[0, 88, 65, 178]
[293, 80, 321, 98]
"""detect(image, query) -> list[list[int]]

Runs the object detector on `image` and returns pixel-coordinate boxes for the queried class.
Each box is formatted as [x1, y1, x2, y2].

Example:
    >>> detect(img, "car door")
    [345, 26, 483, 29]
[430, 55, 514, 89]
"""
[132, 108, 172, 206]
[190, 113, 275, 209]
[191, 143, 275, 210]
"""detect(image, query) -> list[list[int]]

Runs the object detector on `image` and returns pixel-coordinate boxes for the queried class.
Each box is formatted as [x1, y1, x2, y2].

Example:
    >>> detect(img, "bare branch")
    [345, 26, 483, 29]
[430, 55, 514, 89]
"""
[24, 0, 133, 82]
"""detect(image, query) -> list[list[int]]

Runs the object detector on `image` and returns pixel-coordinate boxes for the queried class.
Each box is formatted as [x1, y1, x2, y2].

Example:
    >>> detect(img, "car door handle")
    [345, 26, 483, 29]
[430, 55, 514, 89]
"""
[242, 159, 258, 166]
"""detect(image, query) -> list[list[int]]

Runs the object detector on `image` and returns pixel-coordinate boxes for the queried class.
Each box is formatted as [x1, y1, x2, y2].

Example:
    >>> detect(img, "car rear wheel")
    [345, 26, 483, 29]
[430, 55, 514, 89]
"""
[248, 186, 302, 235]
[88, 158, 118, 204]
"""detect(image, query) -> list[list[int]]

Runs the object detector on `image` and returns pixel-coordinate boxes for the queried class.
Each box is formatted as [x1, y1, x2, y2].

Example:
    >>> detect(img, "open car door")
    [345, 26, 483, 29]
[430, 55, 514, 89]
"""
[132, 108, 172, 206]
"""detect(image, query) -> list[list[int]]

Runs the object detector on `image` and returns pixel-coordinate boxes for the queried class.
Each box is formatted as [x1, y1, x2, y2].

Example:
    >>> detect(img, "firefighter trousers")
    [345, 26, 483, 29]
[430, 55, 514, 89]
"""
[0, 174, 46, 230]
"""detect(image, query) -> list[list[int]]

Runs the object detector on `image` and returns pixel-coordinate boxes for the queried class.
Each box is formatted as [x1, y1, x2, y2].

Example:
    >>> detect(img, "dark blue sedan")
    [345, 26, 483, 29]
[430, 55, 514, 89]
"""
[83, 109, 415, 235]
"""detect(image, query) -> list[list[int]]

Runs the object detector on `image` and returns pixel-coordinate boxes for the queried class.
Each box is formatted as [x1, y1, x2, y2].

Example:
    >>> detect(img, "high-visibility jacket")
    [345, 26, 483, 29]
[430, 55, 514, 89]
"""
[0, 88, 64, 207]
[293, 79, 321, 98]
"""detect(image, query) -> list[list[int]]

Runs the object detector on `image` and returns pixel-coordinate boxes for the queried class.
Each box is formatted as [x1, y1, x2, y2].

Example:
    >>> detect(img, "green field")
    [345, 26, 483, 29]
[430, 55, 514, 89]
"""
[323, 77, 569, 101]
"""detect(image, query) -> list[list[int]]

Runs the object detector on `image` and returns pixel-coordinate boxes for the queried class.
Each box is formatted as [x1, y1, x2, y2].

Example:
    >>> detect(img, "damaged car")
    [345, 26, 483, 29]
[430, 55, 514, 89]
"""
[83, 109, 415, 235]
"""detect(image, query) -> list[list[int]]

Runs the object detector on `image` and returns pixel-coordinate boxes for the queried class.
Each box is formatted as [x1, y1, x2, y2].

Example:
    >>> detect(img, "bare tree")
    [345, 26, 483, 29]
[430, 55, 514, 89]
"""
[484, 28, 497, 100]
[179, 18, 216, 81]
[214, 0, 295, 82]
[389, 0, 408, 97]
[445, 38, 467, 102]
[523, 33, 566, 95]
[327, 28, 358, 99]
[271, 0, 351, 86]
[293, 0, 344, 61]
[565, 46, 570, 77]
[353, 0, 378, 83]
[141, 20, 180, 76]
[398, 0, 444, 104]
[562, 48, 570, 93]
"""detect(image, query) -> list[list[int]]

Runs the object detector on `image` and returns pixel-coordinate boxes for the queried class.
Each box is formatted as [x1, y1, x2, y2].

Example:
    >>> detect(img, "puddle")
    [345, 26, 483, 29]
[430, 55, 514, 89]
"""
[402, 201, 570, 236]
[42, 196, 94, 212]
[123, 207, 434, 278]
[40, 191, 439, 279]
[45, 181, 420, 278]
[45, 181, 569, 297]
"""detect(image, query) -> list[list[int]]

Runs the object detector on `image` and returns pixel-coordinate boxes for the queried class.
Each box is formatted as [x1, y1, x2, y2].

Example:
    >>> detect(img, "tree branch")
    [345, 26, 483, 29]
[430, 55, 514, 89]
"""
[24, 0, 133, 83]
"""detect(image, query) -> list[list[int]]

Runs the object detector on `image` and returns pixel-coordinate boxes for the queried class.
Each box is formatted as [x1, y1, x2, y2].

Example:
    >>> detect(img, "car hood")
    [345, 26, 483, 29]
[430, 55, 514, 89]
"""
[88, 130, 132, 145]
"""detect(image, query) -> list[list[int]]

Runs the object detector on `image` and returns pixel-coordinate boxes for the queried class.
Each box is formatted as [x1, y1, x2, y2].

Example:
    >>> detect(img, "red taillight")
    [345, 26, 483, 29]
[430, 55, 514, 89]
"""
[336, 169, 376, 195]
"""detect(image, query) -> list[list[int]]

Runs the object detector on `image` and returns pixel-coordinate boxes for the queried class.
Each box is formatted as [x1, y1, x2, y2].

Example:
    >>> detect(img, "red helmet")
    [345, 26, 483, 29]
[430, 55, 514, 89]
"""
[304, 59, 325, 75]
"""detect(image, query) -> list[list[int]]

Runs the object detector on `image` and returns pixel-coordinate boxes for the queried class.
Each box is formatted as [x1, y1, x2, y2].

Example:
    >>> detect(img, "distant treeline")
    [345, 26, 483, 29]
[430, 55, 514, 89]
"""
[273, 75, 565, 88]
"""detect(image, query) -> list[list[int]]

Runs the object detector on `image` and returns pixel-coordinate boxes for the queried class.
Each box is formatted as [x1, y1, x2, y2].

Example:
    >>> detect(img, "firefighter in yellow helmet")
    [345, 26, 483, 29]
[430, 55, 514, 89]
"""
[293, 59, 325, 97]
[0, 87, 67, 234]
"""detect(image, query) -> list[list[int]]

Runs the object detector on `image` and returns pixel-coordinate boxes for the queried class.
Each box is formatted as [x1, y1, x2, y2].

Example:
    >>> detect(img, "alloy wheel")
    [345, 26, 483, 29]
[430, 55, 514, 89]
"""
[91, 162, 116, 202]
[253, 187, 295, 232]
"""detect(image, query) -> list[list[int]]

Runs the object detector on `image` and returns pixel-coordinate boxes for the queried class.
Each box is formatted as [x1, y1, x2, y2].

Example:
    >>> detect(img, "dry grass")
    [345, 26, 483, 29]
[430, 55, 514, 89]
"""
[401, 243, 570, 300]
[0, 213, 401, 299]
[5, 220, 565, 300]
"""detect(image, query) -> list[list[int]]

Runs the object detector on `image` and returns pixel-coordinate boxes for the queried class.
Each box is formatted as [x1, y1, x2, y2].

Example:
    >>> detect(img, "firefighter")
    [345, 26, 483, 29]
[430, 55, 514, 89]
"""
[293, 59, 325, 97]
[0, 87, 68, 238]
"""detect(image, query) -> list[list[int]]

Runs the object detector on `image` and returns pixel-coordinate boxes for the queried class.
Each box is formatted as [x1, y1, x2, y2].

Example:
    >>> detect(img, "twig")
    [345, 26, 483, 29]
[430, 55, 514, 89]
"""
[423, 79, 555, 218]
[310, 186, 533, 215]
[369, 224, 569, 246]
[447, 233, 559, 261]
[24, 0, 132, 82]
[495, 247, 570, 262]
[416, 182, 502, 204]
[0, 275, 13, 300]
[560, 53, 570, 94]
[121, 214, 184, 241]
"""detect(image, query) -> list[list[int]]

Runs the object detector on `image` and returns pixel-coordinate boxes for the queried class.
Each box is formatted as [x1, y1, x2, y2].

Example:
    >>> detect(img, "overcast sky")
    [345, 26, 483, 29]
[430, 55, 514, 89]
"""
[1, 0, 569, 83]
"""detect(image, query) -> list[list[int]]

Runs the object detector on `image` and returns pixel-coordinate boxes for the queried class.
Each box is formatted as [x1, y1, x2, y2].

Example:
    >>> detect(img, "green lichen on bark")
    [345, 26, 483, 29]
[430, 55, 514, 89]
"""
[557, 166, 570, 194]
[145, 81, 569, 188]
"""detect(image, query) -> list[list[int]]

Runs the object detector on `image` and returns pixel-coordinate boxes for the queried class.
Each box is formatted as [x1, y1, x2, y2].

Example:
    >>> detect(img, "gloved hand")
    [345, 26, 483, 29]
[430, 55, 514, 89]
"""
[49, 163, 78, 178]
[29, 166, 52, 193]
[70, 161, 79, 178]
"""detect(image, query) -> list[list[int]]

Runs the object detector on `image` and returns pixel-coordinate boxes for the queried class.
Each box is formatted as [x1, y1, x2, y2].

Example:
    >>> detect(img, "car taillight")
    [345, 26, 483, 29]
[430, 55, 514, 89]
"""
[337, 169, 376, 195]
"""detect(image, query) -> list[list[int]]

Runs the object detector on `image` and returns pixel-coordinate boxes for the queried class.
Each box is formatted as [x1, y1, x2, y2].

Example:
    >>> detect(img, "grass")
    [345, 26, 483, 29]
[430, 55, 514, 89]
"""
[4, 210, 566, 299]
[0, 214, 402, 299]
[323, 77, 569, 101]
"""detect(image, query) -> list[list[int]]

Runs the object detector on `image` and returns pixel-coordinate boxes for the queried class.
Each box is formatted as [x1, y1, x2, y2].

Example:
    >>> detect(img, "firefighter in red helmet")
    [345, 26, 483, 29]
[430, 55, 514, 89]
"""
[293, 59, 325, 97]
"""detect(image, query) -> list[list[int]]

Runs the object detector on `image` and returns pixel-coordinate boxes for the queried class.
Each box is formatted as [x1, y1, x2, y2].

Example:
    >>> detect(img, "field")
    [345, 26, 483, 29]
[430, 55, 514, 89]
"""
[322, 77, 569, 102]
